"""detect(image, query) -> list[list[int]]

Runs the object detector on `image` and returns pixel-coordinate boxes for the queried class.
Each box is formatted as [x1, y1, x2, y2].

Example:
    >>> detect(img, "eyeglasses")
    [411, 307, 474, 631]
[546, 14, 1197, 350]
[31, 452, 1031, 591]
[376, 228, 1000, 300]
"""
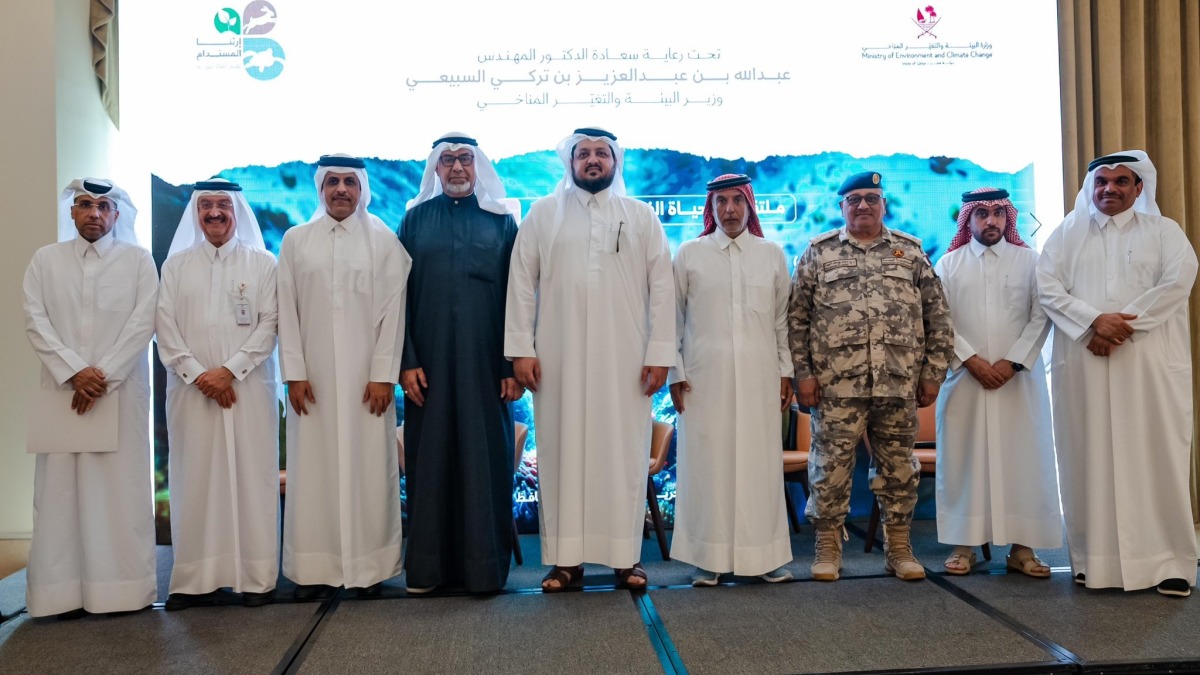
[842, 194, 882, 207]
[439, 154, 475, 167]
[72, 199, 113, 212]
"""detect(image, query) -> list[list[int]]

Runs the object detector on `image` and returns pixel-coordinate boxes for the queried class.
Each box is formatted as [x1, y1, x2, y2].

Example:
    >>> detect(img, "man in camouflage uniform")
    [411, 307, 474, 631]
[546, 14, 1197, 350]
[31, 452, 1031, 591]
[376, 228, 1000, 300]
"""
[788, 171, 954, 581]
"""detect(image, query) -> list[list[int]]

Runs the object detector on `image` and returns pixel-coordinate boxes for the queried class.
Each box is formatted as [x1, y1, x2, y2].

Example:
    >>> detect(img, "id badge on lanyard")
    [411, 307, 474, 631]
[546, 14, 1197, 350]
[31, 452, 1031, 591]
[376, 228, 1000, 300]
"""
[234, 281, 251, 325]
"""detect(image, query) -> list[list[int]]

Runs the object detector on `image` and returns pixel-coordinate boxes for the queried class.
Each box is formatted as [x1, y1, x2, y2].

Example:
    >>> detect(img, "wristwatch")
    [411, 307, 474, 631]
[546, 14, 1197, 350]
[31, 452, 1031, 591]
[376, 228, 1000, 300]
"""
[1009, 361, 1025, 372]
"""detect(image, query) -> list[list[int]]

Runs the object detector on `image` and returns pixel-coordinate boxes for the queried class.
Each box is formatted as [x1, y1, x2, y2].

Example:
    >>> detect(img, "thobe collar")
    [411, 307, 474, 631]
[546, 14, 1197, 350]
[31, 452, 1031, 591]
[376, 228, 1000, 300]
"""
[72, 230, 116, 258]
[571, 185, 614, 209]
[323, 211, 361, 234]
[967, 237, 1008, 258]
[713, 227, 747, 251]
[436, 191, 480, 210]
[1094, 206, 1136, 230]
[202, 236, 239, 262]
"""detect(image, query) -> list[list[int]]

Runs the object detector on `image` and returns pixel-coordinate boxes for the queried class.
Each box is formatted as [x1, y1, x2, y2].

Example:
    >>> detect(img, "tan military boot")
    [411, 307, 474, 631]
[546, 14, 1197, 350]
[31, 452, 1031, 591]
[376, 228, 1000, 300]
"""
[883, 522, 926, 580]
[811, 526, 847, 581]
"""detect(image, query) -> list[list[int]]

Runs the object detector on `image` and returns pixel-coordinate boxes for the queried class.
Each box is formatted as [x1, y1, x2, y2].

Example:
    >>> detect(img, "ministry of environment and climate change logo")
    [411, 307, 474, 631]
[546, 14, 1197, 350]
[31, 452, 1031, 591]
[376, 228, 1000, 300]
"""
[914, 5, 939, 38]
[196, 1, 285, 80]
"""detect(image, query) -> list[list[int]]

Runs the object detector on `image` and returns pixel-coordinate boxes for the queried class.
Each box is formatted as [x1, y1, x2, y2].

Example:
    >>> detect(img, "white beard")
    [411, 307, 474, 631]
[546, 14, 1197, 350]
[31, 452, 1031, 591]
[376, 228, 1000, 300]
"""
[444, 179, 473, 196]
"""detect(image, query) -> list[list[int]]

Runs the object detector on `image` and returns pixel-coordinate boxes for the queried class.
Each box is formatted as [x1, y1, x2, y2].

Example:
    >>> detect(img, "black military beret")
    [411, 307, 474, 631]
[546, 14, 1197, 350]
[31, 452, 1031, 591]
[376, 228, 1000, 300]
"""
[837, 171, 882, 195]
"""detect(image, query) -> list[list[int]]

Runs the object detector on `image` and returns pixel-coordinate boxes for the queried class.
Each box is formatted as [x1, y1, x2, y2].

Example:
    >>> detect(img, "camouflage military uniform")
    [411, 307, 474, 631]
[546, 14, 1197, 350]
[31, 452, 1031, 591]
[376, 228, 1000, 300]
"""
[788, 225, 953, 528]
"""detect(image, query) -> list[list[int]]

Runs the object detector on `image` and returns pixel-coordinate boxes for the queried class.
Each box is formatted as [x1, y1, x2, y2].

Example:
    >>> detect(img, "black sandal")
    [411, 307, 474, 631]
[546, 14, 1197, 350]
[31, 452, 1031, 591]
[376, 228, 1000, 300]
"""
[616, 563, 648, 589]
[541, 565, 585, 593]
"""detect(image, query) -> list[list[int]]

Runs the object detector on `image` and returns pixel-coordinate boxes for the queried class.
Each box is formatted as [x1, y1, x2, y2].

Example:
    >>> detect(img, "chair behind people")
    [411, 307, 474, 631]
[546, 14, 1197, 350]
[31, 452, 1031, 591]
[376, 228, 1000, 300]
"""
[395, 423, 529, 565]
[645, 421, 675, 561]
[782, 405, 811, 533]
[862, 405, 991, 561]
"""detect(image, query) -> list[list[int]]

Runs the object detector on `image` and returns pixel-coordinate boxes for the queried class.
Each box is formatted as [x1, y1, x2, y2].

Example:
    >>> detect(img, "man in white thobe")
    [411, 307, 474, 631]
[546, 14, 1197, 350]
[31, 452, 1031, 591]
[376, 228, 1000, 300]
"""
[278, 154, 411, 600]
[23, 179, 158, 618]
[505, 127, 675, 592]
[934, 187, 1060, 577]
[1038, 151, 1198, 597]
[157, 179, 280, 609]
[668, 174, 794, 587]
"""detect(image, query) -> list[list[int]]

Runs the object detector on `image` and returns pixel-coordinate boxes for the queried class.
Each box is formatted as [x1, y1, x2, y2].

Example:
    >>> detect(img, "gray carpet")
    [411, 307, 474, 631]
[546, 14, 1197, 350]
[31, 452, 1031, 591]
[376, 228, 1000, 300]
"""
[944, 571, 1200, 663]
[0, 602, 319, 675]
[297, 592, 662, 675]
[3, 528, 1197, 674]
[649, 577, 1056, 674]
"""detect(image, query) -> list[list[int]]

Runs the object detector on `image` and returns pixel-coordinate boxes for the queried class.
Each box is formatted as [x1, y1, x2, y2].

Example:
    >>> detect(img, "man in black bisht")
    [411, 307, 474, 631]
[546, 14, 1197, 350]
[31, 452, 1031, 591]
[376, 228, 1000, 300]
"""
[398, 132, 521, 594]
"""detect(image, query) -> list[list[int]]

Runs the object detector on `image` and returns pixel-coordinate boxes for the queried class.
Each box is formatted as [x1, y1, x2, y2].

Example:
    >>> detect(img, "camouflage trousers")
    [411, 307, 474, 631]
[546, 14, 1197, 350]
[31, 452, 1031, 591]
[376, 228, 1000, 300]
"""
[804, 396, 919, 530]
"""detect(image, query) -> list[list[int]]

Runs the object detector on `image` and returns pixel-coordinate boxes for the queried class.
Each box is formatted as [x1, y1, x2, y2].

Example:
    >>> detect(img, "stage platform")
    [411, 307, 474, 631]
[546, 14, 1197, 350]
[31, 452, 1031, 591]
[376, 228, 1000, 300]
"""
[2, 521, 1199, 674]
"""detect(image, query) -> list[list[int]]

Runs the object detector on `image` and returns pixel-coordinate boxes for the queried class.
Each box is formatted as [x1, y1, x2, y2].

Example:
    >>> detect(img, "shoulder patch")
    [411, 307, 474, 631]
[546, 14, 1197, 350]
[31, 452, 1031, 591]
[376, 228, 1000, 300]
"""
[810, 229, 840, 245]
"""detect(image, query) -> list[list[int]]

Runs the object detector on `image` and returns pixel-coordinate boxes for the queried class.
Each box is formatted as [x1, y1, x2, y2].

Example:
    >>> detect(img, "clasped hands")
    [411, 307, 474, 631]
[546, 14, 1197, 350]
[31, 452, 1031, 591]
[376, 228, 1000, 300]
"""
[1088, 312, 1137, 357]
[195, 367, 237, 409]
[69, 366, 107, 415]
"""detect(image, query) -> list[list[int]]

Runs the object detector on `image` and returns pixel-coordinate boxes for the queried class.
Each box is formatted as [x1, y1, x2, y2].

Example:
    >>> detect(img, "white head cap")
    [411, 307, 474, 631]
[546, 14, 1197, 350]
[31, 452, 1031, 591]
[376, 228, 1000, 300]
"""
[58, 178, 139, 245]
[407, 132, 508, 215]
[543, 127, 627, 267]
[167, 178, 266, 259]
[1059, 150, 1160, 284]
[554, 126, 626, 197]
[310, 153, 373, 221]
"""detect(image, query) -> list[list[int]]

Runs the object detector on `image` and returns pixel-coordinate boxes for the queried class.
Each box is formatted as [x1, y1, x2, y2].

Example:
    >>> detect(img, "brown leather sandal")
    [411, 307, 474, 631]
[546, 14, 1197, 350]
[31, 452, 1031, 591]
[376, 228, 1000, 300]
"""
[616, 563, 648, 589]
[541, 565, 585, 593]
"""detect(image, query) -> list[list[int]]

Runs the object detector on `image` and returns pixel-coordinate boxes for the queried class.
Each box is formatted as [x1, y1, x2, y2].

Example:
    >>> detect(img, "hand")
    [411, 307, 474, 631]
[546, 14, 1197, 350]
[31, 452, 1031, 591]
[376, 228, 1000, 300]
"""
[287, 380, 315, 415]
[780, 377, 796, 412]
[501, 377, 523, 402]
[195, 367, 235, 399]
[641, 366, 667, 396]
[214, 387, 237, 409]
[963, 355, 1005, 390]
[513, 357, 541, 392]
[1087, 333, 1117, 357]
[70, 390, 95, 415]
[990, 359, 1016, 387]
[797, 377, 820, 408]
[669, 381, 690, 412]
[71, 366, 107, 398]
[1091, 312, 1137, 343]
[363, 381, 394, 416]
[917, 379, 940, 408]
[400, 367, 427, 407]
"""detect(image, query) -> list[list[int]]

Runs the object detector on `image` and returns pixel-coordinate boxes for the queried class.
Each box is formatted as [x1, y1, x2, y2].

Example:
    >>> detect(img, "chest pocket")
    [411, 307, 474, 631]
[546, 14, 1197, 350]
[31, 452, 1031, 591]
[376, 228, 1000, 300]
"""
[1003, 277, 1030, 310]
[469, 225, 503, 283]
[819, 265, 860, 307]
[880, 262, 918, 303]
[97, 280, 135, 313]
[746, 273, 775, 314]
[1129, 253, 1160, 290]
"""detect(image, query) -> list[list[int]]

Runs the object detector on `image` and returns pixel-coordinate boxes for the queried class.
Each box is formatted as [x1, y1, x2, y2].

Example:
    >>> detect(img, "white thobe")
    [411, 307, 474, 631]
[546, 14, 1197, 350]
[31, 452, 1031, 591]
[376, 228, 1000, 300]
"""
[933, 239, 1060, 548]
[505, 187, 675, 568]
[22, 233, 158, 617]
[157, 239, 280, 595]
[669, 230, 793, 575]
[1038, 208, 1198, 590]
[277, 212, 411, 588]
